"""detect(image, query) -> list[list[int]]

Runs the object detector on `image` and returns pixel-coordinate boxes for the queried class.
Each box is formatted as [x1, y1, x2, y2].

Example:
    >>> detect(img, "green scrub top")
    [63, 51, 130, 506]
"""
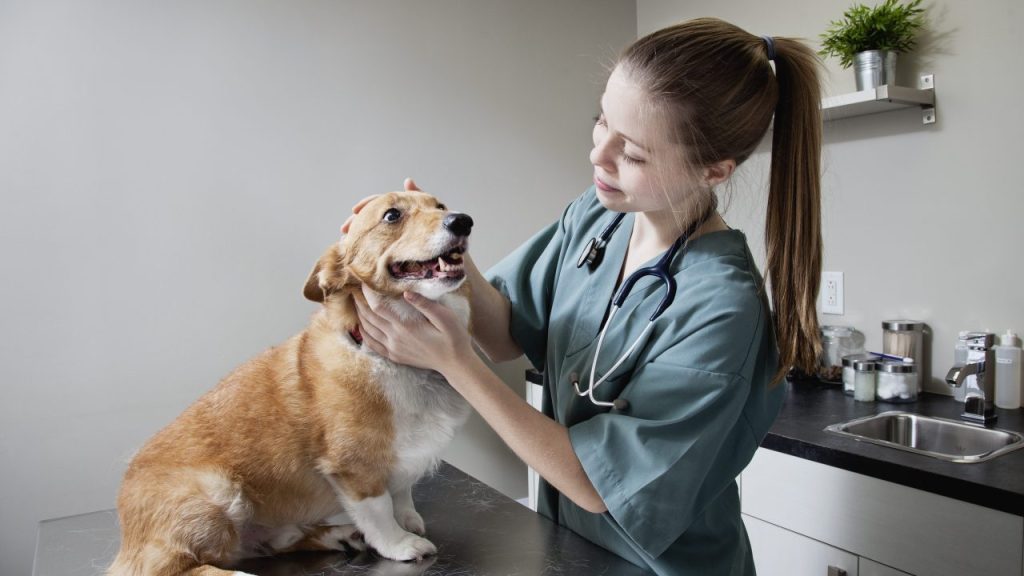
[487, 186, 785, 576]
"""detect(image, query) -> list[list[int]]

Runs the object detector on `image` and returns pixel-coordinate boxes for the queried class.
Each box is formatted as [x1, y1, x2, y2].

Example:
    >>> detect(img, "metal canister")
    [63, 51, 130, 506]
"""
[882, 320, 926, 391]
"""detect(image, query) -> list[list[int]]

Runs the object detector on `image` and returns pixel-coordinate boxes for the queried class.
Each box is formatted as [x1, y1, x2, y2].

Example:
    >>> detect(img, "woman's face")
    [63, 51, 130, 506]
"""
[590, 66, 701, 215]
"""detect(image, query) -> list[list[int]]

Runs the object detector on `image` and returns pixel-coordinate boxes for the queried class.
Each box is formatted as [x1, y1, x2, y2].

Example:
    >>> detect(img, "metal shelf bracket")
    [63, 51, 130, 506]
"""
[919, 74, 936, 124]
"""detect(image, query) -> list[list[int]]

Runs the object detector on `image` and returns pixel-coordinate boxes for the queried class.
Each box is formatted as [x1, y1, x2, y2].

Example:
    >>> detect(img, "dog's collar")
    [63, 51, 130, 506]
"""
[348, 325, 363, 346]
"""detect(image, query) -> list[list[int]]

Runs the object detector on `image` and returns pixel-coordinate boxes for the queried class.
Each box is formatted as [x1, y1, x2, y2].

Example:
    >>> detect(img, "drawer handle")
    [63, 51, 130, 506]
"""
[827, 566, 847, 576]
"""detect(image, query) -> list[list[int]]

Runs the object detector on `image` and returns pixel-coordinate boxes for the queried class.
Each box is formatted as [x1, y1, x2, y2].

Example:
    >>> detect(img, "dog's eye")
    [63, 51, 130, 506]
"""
[436, 203, 447, 211]
[382, 208, 402, 223]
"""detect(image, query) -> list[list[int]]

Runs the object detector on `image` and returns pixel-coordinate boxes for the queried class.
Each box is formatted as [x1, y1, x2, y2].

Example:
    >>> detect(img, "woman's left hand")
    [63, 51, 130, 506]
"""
[352, 286, 472, 375]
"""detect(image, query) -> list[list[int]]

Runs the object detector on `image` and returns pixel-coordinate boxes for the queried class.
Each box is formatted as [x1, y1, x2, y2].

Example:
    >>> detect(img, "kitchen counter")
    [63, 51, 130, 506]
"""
[768, 379, 1024, 515]
[33, 462, 650, 576]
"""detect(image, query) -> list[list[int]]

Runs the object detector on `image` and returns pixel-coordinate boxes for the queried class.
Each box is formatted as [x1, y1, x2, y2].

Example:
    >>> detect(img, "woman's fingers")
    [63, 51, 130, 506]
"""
[353, 291, 390, 333]
[340, 194, 382, 234]
[341, 181, 421, 234]
[359, 326, 389, 359]
[352, 194, 381, 212]
[361, 321, 388, 350]
[340, 214, 356, 235]
[403, 291, 453, 330]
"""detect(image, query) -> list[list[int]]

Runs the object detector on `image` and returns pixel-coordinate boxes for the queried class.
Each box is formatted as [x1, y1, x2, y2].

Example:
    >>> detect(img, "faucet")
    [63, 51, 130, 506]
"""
[945, 332, 997, 426]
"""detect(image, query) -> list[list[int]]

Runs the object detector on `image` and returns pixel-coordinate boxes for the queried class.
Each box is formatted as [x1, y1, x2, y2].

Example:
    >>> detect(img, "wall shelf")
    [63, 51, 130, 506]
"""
[822, 74, 936, 124]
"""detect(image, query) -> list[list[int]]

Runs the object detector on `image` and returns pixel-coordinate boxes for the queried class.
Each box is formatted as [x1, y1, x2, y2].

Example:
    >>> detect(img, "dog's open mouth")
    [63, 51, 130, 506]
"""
[389, 246, 466, 281]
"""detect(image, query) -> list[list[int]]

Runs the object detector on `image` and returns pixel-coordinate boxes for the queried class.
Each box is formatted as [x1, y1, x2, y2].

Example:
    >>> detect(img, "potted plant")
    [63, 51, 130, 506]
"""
[819, 0, 927, 90]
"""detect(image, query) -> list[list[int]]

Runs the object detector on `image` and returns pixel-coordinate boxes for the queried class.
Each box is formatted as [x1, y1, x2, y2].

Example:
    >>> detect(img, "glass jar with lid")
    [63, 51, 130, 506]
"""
[882, 320, 925, 392]
[819, 326, 865, 384]
[853, 359, 877, 402]
[876, 360, 918, 403]
[842, 353, 880, 396]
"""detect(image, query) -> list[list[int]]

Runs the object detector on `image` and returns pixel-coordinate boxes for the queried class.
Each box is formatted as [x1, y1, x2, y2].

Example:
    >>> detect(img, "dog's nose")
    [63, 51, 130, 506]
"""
[443, 213, 474, 237]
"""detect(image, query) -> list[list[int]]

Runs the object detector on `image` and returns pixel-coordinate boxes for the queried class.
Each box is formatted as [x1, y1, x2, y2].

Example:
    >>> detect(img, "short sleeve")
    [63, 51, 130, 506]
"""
[568, 360, 757, 559]
[484, 198, 579, 370]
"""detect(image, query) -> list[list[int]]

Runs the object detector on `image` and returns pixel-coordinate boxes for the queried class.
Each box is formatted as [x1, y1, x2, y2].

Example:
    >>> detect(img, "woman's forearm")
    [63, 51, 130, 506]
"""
[464, 255, 523, 363]
[440, 354, 607, 514]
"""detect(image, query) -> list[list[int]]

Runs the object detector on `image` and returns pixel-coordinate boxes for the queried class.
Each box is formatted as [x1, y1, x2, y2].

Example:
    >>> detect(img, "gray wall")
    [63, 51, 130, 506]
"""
[638, 0, 1024, 393]
[0, 1, 636, 573]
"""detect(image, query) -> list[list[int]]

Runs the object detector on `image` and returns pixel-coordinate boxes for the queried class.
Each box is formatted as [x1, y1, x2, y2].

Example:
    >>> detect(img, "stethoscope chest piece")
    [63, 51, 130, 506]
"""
[577, 237, 605, 269]
[577, 212, 625, 270]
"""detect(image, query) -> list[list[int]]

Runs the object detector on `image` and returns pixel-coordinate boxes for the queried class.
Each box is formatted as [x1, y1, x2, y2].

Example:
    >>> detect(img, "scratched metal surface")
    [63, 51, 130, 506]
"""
[34, 462, 651, 575]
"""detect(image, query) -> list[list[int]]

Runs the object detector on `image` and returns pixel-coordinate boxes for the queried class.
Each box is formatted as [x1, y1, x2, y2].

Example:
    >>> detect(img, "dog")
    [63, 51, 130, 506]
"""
[108, 191, 474, 576]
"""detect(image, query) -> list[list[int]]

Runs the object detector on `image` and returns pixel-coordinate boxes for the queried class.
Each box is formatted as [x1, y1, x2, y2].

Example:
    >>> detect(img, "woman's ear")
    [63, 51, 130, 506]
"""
[303, 243, 350, 303]
[702, 158, 737, 188]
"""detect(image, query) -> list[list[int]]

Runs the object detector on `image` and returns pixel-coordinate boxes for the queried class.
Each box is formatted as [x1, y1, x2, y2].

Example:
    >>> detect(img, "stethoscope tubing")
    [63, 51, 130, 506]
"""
[573, 305, 655, 409]
[573, 206, 712, 411]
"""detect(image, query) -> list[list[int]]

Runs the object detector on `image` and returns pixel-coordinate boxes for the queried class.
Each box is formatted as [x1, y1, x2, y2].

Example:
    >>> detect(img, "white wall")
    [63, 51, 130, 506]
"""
[638, 0, 1024, 393]
[0, 1, 636, 573]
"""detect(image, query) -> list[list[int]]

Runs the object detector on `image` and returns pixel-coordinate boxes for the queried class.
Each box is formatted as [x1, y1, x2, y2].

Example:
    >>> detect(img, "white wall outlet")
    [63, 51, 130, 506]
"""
[821, 271, 844, 315]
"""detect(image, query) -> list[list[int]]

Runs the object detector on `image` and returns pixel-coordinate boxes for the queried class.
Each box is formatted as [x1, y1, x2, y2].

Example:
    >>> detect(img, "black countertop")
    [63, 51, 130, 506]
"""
[33, 463, 651, 576]
[768, 380, 1024, 516]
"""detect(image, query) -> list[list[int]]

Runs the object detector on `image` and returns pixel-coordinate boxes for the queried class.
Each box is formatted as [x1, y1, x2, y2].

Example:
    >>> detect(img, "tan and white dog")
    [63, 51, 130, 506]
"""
[108, 191, 474, 576]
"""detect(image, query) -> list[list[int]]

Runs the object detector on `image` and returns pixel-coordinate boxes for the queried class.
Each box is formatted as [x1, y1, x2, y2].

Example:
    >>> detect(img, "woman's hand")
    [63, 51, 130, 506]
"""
[341, 178, 422, 234]
[352, 286, 473, 376]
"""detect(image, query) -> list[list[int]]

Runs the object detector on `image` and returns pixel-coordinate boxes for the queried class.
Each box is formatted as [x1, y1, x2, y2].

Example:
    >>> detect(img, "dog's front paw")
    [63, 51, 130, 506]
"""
[375, 533, 436, 562]
[395, 509, 426, 535]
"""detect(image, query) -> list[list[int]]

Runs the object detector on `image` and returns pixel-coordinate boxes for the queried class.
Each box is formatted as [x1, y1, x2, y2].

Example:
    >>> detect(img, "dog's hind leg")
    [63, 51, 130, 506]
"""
[111, 470, 251, 576]
[266, 523, 367, 554]
[182, 568, 256, 576]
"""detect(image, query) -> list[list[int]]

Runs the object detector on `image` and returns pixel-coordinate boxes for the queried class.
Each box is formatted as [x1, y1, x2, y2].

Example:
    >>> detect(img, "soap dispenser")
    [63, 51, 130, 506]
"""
[994, 330, 1022, 410]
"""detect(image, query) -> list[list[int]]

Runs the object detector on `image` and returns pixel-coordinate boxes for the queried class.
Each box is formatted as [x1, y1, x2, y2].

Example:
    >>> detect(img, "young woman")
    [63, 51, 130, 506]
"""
[350, 17, 823, 575]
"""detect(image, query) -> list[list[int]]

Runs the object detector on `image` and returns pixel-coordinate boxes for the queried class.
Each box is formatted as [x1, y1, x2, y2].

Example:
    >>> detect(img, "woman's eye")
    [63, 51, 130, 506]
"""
[621, 153, 645, 166]
[383, 208, 402, 223]
[594, 113, 607, 127]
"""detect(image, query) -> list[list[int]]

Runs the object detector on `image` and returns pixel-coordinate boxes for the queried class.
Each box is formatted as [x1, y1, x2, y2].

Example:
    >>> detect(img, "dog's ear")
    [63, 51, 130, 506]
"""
[303, 243, 350, 303]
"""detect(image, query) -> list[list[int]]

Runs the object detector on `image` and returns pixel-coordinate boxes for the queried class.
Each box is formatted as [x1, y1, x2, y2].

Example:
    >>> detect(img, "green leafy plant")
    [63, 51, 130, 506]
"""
[819, 0, 927, 68]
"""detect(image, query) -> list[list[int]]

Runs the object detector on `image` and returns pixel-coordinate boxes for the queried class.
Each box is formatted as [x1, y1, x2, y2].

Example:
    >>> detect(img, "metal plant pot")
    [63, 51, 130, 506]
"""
[854, 50, 897, 90]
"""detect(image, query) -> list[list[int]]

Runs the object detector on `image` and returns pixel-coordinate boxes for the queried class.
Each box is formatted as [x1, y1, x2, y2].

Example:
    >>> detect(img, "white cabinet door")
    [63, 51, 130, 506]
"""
[525, 381, 544, 511]
[859, 558, 911, 576]
[744, 514, 858, 576]
[742, 448, 1022, 576]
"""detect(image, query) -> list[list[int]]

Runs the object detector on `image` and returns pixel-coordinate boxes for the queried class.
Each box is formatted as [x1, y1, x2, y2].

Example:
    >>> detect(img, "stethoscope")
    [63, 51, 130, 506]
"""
[571, 208, 711, 411]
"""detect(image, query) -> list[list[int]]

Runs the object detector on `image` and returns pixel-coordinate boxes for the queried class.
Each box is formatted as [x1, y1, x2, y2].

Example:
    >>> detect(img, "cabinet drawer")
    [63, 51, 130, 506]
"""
[742, 448, 1022, 576]
[744, 514, 858, 576]
[859, 558, 911, 576]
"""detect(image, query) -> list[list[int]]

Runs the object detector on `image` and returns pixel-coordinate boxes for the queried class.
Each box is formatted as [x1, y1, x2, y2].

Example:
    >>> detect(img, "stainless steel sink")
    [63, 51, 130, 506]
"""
[824, 411, 1024, 463]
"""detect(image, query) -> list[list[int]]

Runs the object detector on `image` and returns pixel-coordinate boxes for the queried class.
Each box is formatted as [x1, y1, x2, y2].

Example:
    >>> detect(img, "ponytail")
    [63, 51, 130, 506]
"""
[619, 19, 824, 386]
[765, 38, 823, 384]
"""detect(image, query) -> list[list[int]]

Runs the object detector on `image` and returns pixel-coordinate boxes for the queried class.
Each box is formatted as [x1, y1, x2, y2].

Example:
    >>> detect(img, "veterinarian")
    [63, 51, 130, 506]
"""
[351, 18, 822, 576]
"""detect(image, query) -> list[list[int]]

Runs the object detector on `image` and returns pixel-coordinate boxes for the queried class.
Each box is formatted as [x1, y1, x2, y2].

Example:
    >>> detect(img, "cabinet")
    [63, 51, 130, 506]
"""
[859, 558, 911, 576]
[525, 374, 544, 511]
[741, 448, 1023, 576]
[743, 514, 858, 576]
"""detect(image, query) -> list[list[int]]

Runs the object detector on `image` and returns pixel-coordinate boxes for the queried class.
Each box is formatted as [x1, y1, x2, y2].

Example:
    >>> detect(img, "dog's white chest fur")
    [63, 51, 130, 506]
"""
[368, 292, 472, 482]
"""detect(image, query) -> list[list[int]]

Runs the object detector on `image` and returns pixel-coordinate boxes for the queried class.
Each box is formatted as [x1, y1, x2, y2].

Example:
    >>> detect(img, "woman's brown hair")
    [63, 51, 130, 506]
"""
[619, 18, 823, 384]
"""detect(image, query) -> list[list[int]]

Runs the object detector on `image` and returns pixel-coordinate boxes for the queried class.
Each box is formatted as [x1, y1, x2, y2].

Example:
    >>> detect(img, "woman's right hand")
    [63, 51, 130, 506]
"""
[340, 178, 422, 234]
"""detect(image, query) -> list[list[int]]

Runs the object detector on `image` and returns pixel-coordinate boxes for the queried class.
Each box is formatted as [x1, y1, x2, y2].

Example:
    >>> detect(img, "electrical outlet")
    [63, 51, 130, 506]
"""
[821, 271, 844, 315]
